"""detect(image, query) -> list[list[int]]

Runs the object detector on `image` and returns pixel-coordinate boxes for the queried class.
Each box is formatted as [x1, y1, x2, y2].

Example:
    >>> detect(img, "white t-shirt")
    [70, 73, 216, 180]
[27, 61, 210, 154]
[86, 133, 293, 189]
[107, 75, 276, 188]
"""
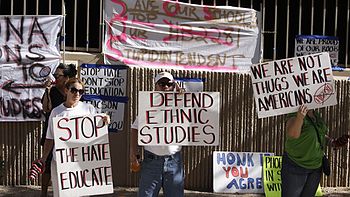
[46, 101, 96, 160]
[131, 117, 181, 156]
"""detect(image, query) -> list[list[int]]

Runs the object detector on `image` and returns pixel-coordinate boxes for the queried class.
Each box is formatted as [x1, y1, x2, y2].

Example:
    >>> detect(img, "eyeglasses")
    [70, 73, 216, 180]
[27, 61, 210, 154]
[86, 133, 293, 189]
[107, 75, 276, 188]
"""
[157, 82, 175, 87]
[69, 87, 85, 95]
[53, 73, 64, 79]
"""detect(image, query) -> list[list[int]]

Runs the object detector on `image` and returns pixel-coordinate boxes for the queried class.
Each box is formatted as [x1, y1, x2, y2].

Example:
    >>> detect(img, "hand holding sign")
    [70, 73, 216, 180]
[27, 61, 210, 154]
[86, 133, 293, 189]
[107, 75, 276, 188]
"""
[29, 159, 45, 181]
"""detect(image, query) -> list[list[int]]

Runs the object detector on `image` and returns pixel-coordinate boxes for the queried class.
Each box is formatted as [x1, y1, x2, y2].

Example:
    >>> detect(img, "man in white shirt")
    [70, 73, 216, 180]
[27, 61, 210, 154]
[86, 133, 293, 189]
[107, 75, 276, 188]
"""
[130, 72, 184, 197]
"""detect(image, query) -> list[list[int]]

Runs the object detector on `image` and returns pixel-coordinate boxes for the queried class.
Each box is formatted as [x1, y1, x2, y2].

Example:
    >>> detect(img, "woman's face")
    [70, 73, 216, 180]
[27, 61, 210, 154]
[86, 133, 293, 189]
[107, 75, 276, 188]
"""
[65, 82, 84, 104]
[54, 68, 68, 87]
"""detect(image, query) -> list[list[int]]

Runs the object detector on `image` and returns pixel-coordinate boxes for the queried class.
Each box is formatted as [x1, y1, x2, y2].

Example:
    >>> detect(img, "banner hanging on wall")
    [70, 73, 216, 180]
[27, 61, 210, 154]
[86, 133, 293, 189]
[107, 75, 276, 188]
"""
[104, 0, 260, 72]
[0, 15, 62, 121]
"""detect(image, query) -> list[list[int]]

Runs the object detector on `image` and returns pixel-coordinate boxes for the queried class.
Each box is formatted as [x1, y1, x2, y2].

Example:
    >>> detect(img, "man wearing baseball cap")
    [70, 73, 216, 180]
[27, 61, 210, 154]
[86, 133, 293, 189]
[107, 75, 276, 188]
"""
[130, 71, 184, 197]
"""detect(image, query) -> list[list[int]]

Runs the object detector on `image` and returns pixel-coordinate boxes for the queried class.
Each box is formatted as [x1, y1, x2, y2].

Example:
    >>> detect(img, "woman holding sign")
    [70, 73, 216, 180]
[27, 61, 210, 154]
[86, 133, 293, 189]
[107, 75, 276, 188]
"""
[40, 63, 77, 197]
[282, 105, 349, 197]
[32, 78, 110, 197]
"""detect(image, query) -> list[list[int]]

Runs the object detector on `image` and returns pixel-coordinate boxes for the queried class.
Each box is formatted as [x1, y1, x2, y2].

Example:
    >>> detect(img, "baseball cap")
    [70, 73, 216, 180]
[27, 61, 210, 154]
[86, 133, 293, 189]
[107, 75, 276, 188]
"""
[154, 72, 174, 83]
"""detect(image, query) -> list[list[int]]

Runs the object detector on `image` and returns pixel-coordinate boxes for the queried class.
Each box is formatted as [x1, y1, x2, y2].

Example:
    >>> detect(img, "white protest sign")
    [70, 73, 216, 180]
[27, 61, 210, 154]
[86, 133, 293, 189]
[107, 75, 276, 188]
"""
[53, 114, 114, 196]
[250, 52, 337, 118]
[0, 16, 62, 121]
[213, 151, 273, 193]
[138, 91, 220, 146]
[295, 35, 339, 66]
[175, 78, 204, 92]
[81, 64, 128, 132]
[104, 0, 260, 72]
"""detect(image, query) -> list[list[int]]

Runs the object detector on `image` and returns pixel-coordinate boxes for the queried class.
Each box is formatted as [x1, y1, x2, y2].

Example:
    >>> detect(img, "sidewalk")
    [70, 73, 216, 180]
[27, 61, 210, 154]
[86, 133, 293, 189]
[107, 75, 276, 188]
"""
[0, 186, 349, 196]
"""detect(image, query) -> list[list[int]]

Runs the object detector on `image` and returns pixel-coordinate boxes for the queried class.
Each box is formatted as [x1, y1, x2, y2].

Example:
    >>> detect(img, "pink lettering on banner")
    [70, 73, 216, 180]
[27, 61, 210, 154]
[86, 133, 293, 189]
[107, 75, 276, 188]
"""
[163, 20, 237, 46]
[162, 1, 181, 17]
[110, 0, 127, 17]
[203, 6, 214, 20]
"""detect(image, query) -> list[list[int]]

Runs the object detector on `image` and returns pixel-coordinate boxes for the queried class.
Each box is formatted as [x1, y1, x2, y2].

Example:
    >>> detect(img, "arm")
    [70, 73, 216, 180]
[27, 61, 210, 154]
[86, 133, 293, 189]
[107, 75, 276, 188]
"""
[286, 105, 308, 139]
[41, 88, 52, 113]
[130, 128, 139, 163]
[41, 139, 54, 162]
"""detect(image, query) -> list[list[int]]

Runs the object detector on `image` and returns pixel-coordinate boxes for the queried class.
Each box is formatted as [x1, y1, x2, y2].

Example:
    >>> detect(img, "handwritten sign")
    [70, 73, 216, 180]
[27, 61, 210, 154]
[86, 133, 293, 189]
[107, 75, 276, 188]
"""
[250, 52, 337, 118]
[104, 0, 260, 72]
[263, 156, 282, 197]
[295, 35, 339, 66]
[53, 114, 114, 196]
[138, 91, 220, 146]
[213, 151, 273, 193]
[0, 16, 62, 121]
[81, 64, 128, 132]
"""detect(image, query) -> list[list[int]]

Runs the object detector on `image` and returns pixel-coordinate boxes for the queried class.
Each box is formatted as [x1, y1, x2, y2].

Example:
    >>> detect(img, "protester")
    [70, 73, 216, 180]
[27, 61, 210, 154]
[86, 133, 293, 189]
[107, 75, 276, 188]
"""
[33, 78, 110, 197]
[281, 105, 349, 197]
[130, 71, 184, 197]
[40, 63, 77, 197]
[40, 63, 76, 197]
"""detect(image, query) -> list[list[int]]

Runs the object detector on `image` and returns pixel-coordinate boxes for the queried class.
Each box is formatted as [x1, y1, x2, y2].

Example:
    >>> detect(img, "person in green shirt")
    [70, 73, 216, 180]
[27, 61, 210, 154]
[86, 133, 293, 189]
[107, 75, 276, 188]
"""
[281, 105, 349, 197]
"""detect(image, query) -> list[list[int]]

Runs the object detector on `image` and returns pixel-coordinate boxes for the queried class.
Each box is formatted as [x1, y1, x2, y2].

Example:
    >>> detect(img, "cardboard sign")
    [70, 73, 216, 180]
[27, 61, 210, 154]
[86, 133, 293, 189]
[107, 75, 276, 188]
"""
[104, 0, 260, 72]
[250, 52, 337, 118]
[138, 91, 220, 146]
[263, 156, 282, 197]
[81, 64, 128, 132]
[295, 35, 339, 66]
[0, 16, 62, 121]
[53, 114, 114, 196]
[213, 151, 273, 193]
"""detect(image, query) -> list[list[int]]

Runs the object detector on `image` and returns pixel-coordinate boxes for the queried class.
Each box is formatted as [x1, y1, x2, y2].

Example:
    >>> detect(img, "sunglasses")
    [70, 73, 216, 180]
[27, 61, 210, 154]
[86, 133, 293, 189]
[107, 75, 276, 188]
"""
[157, 82, 175, 87]
[69, 87, 85, 95]
[53, 73, 64, 79]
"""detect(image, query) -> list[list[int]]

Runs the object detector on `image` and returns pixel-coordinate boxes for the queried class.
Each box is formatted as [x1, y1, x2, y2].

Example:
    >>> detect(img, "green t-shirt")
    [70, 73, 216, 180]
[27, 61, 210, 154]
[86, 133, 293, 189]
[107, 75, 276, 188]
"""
[285, 111, 328, 169]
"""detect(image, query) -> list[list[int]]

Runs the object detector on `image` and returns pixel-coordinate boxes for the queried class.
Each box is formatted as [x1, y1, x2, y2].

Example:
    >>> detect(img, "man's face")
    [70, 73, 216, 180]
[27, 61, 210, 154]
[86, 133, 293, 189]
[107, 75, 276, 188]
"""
[155, 78, 175, 91]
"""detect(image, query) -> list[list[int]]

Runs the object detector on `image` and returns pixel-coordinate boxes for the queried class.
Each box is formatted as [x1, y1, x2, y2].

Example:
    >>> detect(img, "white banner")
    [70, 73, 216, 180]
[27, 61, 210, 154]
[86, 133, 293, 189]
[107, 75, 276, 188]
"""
[80, 64, 128, 132]
[138, 91, 220, 146]
[213, 151, 273, 193]
[53, 114, 114, 196]
[104, 0, 260, 72]
[295, 35, 339, 66]
[250, 52, 337, 118]
[0, 16, 62, 121]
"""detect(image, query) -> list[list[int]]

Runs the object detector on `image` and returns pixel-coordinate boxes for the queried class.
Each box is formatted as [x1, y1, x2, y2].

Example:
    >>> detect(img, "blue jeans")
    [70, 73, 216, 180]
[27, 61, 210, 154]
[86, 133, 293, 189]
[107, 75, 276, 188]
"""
[138, 151, 184, 197]
[281, 153, 322, 197]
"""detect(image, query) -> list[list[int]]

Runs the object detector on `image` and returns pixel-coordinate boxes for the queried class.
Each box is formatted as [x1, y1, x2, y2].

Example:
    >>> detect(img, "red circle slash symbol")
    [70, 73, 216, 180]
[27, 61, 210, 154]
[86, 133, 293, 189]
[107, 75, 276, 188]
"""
[314, 83, 334, 104]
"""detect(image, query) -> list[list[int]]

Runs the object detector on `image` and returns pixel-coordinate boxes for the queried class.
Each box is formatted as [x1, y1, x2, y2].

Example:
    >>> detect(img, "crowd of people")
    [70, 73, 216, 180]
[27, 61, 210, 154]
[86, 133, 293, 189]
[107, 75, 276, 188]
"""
[30, 67, 349, 197]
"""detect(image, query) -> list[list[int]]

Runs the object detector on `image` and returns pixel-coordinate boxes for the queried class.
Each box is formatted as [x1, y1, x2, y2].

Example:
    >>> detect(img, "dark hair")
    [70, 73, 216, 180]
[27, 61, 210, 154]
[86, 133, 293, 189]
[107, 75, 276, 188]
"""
[57, 63, 77, 78]
[65, 78, 85, 89]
